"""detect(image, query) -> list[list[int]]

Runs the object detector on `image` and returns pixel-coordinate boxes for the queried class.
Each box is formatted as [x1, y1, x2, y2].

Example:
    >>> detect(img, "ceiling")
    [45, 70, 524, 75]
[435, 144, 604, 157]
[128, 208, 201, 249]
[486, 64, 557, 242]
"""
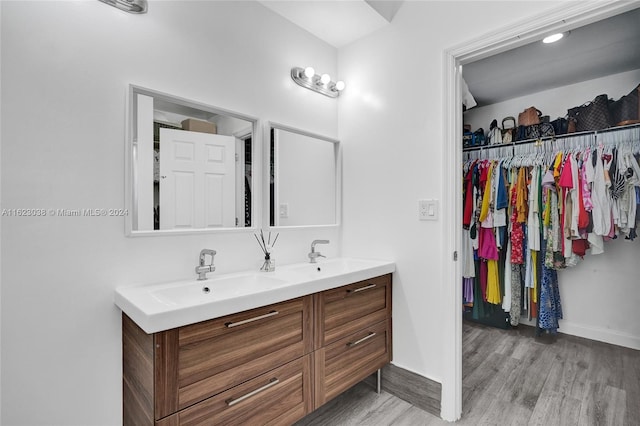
[258, 0, 403, 48]
[463, 7, 640, 107]
[258, 2, 639, 108]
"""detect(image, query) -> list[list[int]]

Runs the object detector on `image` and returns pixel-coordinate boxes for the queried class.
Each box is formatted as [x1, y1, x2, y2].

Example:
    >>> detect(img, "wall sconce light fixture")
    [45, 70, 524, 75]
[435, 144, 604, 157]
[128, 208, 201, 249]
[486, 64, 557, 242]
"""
[291, 67, 345, 98]
[98, 0, 148, 14]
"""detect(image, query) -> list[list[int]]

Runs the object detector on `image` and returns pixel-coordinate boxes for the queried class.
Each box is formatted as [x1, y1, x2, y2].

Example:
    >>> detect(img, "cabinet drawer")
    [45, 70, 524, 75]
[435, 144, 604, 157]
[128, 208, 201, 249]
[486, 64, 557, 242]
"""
[157, 355, 313, 426]
[315, 274, 391, 348]
[155, 296, 313, 419]
[314, 319, 391, 407]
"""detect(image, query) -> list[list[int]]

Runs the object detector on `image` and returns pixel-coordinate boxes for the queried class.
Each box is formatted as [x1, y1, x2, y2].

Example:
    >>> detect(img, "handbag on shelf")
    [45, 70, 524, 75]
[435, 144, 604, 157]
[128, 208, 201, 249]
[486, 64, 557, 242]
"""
[550, 117, 569, 135]
[539, 122, 555, 137]
[472, 128, 486, 146]
[517, 107, 542, 127]
[501, 117, 516, 143]
[567, 94, 612, 132]
[463, 130, 473, 148]
[609, 83, 640, 126]
[488, 119, 503, 145]
[526, 125, 541, 140]
[515, 122, 554, 142]
[516, 125, 539, 141]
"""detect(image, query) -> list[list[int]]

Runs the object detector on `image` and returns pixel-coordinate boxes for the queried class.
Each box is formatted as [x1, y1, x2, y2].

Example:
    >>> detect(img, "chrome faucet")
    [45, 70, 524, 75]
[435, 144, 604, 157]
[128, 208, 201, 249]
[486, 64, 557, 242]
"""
[308, 240, 329, 263]
[195, 249, 216, 280]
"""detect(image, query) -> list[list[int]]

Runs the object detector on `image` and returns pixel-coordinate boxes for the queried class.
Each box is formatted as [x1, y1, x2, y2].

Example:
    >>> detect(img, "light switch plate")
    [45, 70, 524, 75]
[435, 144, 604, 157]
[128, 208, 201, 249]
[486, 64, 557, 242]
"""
[279, 203, 289, 218]
[418, 199, 438, 221]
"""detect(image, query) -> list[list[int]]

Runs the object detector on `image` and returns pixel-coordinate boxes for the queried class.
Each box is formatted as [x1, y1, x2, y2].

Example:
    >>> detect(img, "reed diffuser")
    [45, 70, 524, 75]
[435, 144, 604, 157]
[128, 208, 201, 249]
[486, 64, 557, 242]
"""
[254, 230, 279, 272]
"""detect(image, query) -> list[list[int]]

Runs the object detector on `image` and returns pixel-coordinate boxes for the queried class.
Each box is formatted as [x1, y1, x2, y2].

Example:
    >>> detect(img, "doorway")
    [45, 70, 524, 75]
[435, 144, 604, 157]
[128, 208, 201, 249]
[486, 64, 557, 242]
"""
[441, 2, 640, 421]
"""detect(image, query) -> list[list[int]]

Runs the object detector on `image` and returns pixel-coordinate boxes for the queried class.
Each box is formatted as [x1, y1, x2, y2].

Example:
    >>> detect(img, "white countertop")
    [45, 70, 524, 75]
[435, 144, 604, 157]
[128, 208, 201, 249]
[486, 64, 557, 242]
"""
[114, 257, 395, 334]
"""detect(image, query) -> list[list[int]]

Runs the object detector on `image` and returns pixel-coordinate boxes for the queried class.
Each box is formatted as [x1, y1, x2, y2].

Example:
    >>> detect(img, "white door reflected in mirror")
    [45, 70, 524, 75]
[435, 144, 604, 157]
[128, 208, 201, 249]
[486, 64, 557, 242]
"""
[159, 129, 235, 229]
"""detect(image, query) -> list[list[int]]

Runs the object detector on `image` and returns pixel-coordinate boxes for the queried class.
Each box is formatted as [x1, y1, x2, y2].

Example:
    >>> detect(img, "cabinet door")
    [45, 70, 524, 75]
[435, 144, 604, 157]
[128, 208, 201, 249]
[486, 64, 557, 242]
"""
[155, 296, 313, 419]
[157, 355, 313, 426]
[314, 274, 391, 348]
[314, 319, 391, 407]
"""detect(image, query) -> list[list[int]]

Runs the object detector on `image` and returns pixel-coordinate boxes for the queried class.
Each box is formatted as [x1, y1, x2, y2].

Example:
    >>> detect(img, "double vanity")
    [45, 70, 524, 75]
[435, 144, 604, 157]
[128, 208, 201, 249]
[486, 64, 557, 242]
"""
[116, 257, 395, 425]
[118, 85, 392, 424]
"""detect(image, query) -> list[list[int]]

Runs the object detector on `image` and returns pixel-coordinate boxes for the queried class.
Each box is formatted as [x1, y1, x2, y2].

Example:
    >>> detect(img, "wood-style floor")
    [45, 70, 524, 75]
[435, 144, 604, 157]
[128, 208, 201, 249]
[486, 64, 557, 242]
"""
[296, 321, 640, 425]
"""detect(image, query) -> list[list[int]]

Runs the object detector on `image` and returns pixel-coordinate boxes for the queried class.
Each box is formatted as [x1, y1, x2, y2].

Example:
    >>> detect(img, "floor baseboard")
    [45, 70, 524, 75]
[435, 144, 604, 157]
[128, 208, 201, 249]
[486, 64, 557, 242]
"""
[364, 363, 442, 417]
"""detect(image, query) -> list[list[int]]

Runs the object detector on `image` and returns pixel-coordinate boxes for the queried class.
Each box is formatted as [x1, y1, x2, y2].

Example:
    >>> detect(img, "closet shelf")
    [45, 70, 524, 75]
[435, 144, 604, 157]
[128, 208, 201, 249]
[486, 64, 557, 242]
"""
[463, 122, 640, 153]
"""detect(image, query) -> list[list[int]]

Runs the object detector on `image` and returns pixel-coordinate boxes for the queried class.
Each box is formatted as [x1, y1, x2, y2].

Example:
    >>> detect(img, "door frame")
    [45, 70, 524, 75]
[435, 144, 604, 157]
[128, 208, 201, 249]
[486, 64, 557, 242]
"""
[440, 1, 640, 421]
[234, 126, 253, 227]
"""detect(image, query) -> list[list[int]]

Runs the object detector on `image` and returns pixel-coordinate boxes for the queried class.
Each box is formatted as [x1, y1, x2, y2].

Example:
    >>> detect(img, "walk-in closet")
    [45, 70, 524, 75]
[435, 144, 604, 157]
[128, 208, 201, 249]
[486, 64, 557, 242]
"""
[460, 5, 640, 349]
[458, 7, 640, 424]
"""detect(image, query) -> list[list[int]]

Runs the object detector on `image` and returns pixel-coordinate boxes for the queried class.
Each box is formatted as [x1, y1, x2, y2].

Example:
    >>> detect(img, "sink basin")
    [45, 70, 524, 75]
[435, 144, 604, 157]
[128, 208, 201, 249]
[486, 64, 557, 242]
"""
[280, 258, 380, 277]
[150, 273, 289, 307]
[115, 257, 395, 333]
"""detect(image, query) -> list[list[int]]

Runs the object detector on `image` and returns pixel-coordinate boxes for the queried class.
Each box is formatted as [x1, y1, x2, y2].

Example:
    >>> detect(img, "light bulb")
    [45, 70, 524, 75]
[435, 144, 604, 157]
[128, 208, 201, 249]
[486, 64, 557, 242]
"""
[320, 74, 331, 85]
[542, 33, 563, 44]
[304, 67, 315, 79]
[335, 81, 345, 91]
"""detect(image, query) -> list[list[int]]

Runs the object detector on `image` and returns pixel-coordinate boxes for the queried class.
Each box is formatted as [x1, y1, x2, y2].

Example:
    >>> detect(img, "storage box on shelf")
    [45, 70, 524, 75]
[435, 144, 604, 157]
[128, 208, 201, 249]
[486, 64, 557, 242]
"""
[181, 118, 217, 134]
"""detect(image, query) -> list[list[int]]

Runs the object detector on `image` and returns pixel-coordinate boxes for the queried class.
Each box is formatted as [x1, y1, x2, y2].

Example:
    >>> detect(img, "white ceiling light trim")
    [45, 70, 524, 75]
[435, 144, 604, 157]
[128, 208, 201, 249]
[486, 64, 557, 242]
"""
[98, 0, 148, 14]
[542, 33, 564, 44]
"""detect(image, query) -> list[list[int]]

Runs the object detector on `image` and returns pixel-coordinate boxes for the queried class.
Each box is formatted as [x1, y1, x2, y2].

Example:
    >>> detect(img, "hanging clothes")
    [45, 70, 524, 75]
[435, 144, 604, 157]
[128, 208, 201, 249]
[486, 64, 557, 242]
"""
[510, 264, 523, 326]
[463, 164, 475, 228]
[528, 166, 541, 251]
[486, 260, 501, 305]
[591, 145, 612, 236]
[538, 245, 563, 332]
[461, 125, 639, 336]
[510, 176, 525, 264]
[502, 240, 512, 313]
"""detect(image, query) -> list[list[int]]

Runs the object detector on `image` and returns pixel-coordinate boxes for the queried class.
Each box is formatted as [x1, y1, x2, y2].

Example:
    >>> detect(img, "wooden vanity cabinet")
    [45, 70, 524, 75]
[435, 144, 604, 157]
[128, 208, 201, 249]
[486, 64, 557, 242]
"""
[314, 274, 392, 348]
[155, 355, 313, 426]
[313, 273, 392, 406]
[123, 296, 313, 425]
[122, 274, 392, 425]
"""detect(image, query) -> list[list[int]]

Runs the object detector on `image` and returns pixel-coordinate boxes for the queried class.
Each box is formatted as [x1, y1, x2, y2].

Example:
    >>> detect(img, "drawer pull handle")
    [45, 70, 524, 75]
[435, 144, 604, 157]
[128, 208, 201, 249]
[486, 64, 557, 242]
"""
[347, 332, 376, 347]
[347, 284, 376, 294]
[225, 310, 279, 328]
[225, 378, 279, 407]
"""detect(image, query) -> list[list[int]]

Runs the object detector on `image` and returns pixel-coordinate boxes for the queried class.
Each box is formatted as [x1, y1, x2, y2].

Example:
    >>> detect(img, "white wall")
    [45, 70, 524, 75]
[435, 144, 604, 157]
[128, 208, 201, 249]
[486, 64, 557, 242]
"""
[339, 0, 561, 384]
[0, 2, 340, 424]
[464, 69, 640, 349]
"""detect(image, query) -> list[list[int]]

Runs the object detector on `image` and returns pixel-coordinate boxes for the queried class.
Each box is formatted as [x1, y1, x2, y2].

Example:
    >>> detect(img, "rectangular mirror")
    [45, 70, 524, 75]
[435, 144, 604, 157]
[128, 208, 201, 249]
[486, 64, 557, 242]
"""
[268, 123, 340, 228]
[127, 86, 259, 235]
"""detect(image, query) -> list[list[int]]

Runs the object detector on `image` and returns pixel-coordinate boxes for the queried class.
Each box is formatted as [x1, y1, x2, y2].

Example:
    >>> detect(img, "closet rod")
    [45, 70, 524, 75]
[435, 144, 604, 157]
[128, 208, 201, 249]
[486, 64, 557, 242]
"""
[462, 122, 640, 153]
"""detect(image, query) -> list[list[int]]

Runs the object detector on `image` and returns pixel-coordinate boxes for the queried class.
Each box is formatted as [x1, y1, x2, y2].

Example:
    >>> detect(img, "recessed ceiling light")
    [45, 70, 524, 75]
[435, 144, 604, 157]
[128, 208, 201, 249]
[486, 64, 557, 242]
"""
[543, 33, 564, 44]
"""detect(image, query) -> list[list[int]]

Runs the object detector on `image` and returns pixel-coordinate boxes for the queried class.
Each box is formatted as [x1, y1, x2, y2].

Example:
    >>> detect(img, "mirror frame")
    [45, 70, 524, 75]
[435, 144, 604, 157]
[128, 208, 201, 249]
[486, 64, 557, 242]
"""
[265, 122, 342, 230]
[125, 84, 262, 236]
